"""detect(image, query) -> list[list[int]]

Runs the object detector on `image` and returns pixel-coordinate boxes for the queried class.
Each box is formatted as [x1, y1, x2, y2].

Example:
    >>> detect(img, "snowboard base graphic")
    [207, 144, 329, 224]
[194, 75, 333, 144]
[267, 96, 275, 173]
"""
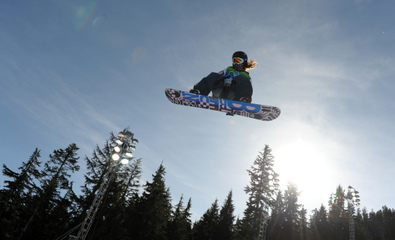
[165, 88, 280, 121]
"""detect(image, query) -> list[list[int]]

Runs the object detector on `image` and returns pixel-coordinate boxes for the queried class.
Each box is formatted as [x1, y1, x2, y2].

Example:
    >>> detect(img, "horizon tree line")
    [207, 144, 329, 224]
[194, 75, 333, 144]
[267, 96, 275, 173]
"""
[1, 130, 394, 239]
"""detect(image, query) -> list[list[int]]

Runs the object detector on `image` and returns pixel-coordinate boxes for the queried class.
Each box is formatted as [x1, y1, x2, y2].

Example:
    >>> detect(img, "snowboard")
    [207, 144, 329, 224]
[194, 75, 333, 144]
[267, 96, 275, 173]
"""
[165, 88, 281, 121]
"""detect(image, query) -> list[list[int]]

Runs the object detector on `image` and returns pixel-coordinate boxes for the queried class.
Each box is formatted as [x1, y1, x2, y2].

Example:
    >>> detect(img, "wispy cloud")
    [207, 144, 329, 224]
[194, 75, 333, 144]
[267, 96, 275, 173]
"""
[1, 56, 120, 153]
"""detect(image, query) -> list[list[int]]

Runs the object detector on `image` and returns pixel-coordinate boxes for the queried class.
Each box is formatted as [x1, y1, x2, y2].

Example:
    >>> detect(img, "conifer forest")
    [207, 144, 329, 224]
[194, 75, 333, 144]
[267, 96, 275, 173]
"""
[1, 129, 394, 240]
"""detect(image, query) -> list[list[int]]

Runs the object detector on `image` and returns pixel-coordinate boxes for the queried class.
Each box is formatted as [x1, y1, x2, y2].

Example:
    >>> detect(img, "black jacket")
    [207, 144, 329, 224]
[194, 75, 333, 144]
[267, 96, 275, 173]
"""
[193, 67, 253, 101]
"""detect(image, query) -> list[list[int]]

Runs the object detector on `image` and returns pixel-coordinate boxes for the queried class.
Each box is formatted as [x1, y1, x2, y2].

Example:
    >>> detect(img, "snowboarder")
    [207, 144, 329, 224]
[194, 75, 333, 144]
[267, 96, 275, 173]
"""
[190, 51, 258, 103]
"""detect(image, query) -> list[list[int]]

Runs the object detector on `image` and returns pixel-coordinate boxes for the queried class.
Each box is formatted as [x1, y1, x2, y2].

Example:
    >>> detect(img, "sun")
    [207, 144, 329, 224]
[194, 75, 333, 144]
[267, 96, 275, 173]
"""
[275, 137, 337, 210]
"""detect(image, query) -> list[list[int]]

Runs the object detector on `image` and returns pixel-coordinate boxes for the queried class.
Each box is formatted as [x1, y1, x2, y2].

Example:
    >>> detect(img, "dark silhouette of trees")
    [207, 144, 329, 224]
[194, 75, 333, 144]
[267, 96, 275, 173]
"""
[1, 141, 395, 240]
[193, 199, 220, 240]
[309, 204, 329, 239]
[216, 191, 236, 240]
[138, 163, 172, 240]
[192, 190, 236, 240]
[268, 183, 303, 240]
[0, 148, 42, 239]
[167, 195, 193, 240]
[236, 145, 278, 240]
[12, 144, 80, 240]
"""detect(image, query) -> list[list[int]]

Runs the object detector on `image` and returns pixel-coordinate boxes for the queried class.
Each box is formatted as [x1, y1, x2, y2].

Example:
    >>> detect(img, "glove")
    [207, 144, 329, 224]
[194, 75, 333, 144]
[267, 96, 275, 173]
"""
[224, 78, 232, 88]
[239, 97, 251, 103]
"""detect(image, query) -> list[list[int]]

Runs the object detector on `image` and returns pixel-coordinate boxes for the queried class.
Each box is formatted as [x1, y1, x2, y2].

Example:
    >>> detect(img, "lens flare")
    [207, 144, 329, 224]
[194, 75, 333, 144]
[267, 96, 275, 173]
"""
[75, 1, 97, 30]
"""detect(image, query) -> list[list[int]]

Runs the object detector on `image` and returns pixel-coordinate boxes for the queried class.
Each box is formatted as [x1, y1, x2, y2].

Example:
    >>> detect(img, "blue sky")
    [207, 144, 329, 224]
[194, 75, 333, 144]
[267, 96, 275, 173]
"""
[1, 0, 395, 220]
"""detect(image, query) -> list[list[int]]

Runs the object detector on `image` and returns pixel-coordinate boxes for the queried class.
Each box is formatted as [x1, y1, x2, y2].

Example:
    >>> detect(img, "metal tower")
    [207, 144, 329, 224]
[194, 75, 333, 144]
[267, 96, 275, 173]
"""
[72, 130, 138, 240]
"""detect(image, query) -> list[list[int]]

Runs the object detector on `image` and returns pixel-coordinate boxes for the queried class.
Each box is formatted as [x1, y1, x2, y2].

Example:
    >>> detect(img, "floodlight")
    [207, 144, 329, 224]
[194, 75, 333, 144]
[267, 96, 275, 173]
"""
[112, 153, 120, 161]
[125, 152, 133, 158]
[114, 146, 121, 153]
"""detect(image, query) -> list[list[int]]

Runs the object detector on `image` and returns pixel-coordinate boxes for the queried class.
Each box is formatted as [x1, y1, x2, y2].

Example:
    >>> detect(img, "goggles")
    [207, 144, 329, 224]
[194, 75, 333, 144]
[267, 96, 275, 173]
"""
[232, 57, 246, 64]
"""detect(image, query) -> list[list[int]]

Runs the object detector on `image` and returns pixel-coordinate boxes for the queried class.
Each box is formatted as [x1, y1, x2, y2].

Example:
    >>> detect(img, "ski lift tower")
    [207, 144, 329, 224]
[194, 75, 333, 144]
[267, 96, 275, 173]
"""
[70, 130, 138, 240]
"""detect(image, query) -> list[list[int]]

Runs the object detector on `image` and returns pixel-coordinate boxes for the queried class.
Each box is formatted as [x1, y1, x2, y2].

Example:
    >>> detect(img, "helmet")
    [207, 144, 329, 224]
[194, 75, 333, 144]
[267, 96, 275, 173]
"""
[232, 51, 248, 61]
[232, 51, 248, 70]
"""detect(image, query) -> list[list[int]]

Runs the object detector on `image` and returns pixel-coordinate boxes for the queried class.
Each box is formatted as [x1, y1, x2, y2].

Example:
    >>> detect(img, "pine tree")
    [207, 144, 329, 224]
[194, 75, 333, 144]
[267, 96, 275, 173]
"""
[79, 140, 115, 206]
[74, 129, 142, 240]
[137, 163, 172, 240]
[267, 190, 284, 240]
[0, 148, 42, 239]
[167, 195, 193, 240]
[183, 198, 193, 239]
[124, 190, 145, 240]
[233, 217, 243, 240]
[269, 182, 302, 240]
[215, 190, 236, 240]
[73, 141, 115, 238]
[193, 199, 220, 240]
[237, 145, 278, 240]
[309, 204, 329, 240]
[328, 185, 348, 240]
[369, 210, 384, 240]
[18, 143, 80, 240]
[283, 182, 302, 240]
[354, 207, 371, 240]
[381, 206, 395, 240]
[299, 207, 308, 240]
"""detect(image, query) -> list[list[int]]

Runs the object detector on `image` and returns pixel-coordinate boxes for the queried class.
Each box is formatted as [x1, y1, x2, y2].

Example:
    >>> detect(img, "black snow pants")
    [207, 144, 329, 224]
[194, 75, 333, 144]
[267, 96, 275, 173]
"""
[193, 72, 253, 101]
